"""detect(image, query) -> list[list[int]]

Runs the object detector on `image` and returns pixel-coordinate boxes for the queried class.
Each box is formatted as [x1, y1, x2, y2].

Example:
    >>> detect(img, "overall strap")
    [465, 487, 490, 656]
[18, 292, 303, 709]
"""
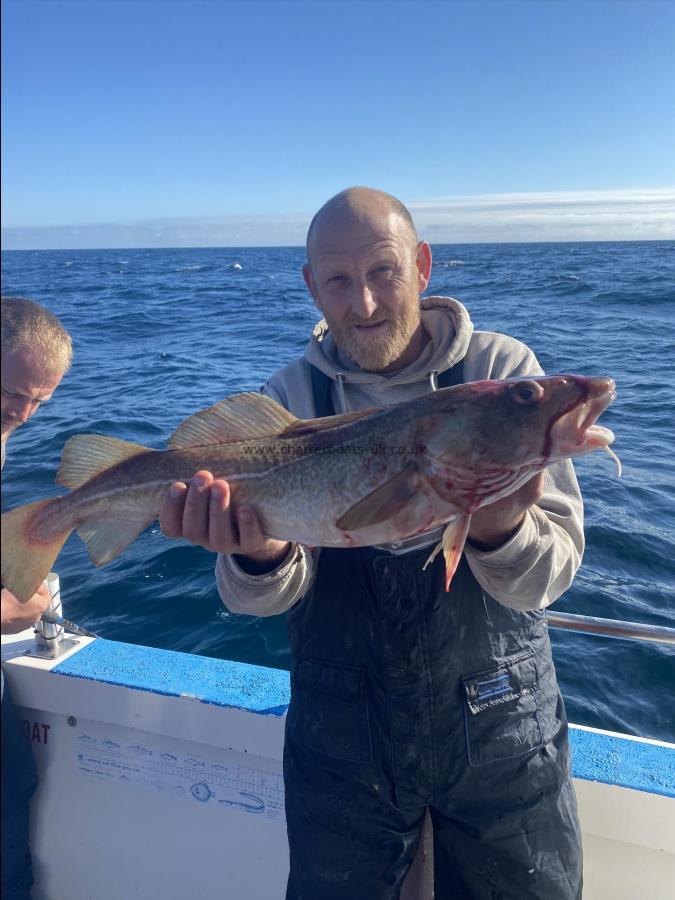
[437, 357, 465, 388]
[308, 363, 336, 417]
[308, 357, 466, 418]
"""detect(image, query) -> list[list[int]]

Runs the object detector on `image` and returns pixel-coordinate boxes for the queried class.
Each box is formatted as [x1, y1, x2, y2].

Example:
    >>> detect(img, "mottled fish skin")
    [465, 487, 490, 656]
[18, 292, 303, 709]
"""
[1, 375, 617, 601]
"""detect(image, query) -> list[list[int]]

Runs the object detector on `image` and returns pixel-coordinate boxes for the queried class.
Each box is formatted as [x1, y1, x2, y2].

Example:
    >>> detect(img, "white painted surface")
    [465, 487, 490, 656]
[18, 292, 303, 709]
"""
[582, 831, 675, 900]
[25, 707, 288, 900]
[3, 629, 290, 900]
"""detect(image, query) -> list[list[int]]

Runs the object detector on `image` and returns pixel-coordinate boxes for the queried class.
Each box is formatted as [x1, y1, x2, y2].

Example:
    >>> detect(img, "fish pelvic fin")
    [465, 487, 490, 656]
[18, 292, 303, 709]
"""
[422, 513, 471, 592]
[76, 517, 153, 566]
[1, 499, 72, 602]
[57, 434, 153, 489]
[167, 393, 297, 449]
[335, 461, 420, 531]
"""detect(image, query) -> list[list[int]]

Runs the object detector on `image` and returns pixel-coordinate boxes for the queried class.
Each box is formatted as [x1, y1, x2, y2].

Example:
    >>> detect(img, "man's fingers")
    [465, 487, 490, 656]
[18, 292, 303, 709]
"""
[159, 473, 270, 555]
[181, 471, 215, 545]
[237, 506, 266, 555]
[208, 480, 236, 552]
[159, 481, 188, 538]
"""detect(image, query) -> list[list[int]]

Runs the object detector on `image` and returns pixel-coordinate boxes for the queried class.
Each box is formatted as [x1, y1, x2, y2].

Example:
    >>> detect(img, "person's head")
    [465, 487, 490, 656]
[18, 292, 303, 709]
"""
[1, 296, 72, 441]
[303, 186, 432, 373]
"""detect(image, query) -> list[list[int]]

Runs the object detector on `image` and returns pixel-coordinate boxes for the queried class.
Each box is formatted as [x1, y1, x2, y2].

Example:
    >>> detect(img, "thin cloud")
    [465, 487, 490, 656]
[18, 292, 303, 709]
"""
[407, 188, 675, 242]
[2, 188, 674, 250]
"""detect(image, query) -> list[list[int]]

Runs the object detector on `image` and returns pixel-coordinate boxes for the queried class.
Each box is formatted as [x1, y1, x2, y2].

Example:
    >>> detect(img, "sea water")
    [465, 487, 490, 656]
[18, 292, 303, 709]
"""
[2, 242, 674, 740]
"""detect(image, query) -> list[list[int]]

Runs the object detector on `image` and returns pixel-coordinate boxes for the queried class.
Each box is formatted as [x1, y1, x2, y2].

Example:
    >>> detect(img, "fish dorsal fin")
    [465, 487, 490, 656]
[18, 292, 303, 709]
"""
[335, 460, 420, 531]
[57, 435, 152, 489]
[281, 407, 379, 438]
[167, 393, 297, 449]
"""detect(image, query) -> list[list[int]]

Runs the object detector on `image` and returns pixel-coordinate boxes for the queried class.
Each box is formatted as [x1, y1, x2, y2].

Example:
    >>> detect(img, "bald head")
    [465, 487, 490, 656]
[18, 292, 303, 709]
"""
[302, 187, 432, 373]
[306, 187, 417, 264]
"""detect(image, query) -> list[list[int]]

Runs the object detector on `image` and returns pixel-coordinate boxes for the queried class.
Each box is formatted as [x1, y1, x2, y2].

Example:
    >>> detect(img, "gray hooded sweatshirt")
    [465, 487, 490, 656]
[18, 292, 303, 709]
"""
[216, 297, 584, 615]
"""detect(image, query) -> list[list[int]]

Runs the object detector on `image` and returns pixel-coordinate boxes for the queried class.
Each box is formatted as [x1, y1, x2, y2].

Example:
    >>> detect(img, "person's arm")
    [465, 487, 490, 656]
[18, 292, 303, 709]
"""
[463, 461, 584, 610]
[158, 469, 312, 616]
[216, 543, 317, 617]
[1, 583, 52, 634]
[460, 332, 585, 610]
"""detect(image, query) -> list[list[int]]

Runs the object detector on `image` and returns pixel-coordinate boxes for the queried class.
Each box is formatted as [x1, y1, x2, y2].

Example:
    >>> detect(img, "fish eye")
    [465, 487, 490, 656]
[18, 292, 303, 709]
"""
[509, 380, 544, 405]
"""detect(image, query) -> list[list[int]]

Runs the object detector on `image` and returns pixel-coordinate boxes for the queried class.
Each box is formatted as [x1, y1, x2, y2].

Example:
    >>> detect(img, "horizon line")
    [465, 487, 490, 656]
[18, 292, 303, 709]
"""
[3, 187, 674, 250]
[2, 237, 674, 252]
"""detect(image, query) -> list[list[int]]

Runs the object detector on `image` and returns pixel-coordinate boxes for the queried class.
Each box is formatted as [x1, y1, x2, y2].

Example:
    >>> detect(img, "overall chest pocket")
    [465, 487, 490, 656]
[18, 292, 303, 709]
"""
[293, 658, 372, 763]
[461, 651, 543, 766]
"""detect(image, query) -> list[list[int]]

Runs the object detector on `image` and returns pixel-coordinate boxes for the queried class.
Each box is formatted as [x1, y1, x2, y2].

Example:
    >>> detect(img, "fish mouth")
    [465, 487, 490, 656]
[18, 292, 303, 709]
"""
[549, 377, 617, 457]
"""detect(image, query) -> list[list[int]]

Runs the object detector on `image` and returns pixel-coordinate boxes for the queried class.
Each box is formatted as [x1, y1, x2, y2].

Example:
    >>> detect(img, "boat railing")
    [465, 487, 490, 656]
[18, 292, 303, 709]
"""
[546, 611, 675, 646]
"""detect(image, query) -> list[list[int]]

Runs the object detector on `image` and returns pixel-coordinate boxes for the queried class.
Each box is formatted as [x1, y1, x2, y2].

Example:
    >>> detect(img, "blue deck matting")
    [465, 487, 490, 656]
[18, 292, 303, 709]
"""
[53, 640, 675, 793]
[53, 639, 290, 716]
[570, 726, 674, 798]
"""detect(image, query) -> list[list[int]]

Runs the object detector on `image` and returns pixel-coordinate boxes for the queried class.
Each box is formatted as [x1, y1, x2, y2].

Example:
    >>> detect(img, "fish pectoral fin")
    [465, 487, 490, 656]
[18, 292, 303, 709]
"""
[57, 435, 152, 489]
[422, 514, 471, 592]
[167, 393, 297, 449]
[335, 461, 420, 531]
[77, 518, 153, 567]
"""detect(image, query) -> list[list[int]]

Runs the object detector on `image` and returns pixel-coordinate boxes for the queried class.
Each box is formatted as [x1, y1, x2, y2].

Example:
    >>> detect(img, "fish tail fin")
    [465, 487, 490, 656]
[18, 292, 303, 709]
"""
[1, 499, 73, 602]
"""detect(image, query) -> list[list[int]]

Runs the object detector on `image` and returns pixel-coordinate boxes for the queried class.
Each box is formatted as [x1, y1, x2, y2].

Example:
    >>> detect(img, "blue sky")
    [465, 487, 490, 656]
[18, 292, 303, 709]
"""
[2, 0, 674, 247]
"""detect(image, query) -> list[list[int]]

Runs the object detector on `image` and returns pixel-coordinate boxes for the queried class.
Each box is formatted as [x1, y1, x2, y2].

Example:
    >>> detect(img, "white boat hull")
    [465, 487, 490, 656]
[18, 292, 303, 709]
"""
[3, 631, 674, 899]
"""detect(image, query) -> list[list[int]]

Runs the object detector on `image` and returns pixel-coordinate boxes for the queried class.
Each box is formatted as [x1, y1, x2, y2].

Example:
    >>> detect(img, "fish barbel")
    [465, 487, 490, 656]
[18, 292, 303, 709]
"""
[1, 375, 617, 601]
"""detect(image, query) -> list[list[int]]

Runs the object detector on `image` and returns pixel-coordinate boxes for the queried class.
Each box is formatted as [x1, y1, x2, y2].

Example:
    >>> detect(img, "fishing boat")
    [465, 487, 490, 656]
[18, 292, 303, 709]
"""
[2, 608, 673, 899]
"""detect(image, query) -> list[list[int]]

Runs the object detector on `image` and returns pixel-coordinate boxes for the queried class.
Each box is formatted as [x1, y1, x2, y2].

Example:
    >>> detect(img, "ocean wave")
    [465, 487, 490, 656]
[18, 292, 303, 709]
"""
[592, 288, 675, 306]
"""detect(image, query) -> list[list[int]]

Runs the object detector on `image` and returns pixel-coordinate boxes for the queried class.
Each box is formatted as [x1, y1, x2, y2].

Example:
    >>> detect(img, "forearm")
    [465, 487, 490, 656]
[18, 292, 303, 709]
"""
[216, 543, 316, 617]
[464, 462, 584, 610]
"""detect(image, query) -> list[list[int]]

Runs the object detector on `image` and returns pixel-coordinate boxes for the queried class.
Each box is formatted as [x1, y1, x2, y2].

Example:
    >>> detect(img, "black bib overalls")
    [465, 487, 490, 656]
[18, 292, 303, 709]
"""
[284, 364, 582, 900]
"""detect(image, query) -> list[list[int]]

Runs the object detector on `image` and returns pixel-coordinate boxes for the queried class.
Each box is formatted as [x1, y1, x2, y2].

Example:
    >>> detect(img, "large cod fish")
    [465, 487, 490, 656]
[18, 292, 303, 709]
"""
[1, 375, 618, 602]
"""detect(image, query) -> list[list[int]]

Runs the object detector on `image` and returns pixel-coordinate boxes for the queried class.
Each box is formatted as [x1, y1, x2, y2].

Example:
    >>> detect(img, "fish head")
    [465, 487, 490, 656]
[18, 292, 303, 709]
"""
[426, 375, 616, 471]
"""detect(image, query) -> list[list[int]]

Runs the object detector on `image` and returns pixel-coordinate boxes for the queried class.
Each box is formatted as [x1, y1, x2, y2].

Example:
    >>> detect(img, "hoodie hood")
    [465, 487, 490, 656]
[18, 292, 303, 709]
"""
[304, 296, 474, 387]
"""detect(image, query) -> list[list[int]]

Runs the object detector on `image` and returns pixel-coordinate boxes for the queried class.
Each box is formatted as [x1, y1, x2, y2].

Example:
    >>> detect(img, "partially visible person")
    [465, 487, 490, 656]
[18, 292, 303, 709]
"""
[1, 296, 72, 900]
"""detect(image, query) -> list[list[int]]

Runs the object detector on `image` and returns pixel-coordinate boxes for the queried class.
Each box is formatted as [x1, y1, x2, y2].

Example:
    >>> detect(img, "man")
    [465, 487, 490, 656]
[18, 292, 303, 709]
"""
[160, 188, 584, 899]
[1, 296, 72, 900]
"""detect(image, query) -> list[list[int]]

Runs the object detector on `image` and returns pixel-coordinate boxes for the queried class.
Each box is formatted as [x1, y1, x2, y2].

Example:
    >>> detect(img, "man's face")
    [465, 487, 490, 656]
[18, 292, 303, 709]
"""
[304, 210, 432, 372]
[0, 346, 64, 441]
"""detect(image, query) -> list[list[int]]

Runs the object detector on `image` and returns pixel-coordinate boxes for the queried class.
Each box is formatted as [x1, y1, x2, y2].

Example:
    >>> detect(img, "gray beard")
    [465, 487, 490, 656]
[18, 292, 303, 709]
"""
[335, 313, 422, 373]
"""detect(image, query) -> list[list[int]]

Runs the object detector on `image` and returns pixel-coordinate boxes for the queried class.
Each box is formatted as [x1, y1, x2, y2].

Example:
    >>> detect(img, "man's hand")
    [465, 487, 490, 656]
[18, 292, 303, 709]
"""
[467, 473, 544, 551]
[159, 470, 291, 573]
[1, 582, 52, 635]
